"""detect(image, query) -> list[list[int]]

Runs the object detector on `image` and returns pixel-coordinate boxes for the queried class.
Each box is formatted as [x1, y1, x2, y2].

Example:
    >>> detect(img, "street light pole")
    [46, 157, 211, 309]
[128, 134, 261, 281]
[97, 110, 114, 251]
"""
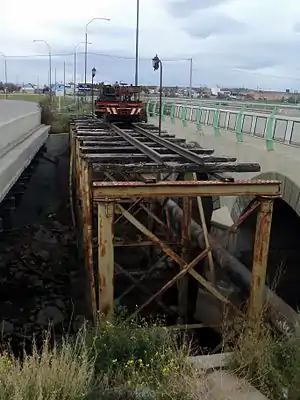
[33, 39, 52, 100]
[135, 0, 140, 86]
[91, 67, 96, 116]
[74, 41, 91, 98]
[189, 57, 193, 99]
[152, 54, 163, 136]
[0, 53, 8, 99]
[84, 17, 110, 85]
[63, 60, 66, 97]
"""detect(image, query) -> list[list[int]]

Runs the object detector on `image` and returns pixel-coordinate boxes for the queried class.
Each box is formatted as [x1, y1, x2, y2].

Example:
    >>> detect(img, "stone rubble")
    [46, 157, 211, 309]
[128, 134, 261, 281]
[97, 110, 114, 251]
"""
[0, 212, 84, 347]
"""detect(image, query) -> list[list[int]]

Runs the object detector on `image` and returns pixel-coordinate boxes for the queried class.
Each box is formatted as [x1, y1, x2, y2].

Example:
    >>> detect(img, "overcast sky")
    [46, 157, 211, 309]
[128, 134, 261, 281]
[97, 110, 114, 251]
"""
[1, 0, 300, 89]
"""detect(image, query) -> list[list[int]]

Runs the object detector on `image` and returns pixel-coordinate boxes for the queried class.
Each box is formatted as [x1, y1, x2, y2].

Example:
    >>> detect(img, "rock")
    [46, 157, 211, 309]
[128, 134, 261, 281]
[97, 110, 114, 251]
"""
[14, 272, 23, 280]
[33, 228, 58, 245]
[35, 249, 50, 261]
[0, 320, 14, 334]
[36, 306, 64, 326]
[54, 299, 65, 310]
[34, 279, 44, 287]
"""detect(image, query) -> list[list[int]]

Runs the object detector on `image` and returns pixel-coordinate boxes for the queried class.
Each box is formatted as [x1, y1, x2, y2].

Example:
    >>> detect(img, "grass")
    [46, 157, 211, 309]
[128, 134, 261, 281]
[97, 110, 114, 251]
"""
[0, 93, 76, 110]
[0, 318, 204, 400]
[227, 316, 300, 399]
[0, 93, 45, 102]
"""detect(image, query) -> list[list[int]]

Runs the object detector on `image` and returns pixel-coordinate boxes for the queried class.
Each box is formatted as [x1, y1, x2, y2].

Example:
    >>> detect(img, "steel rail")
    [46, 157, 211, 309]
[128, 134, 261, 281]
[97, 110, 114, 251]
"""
[110, 123, 163, 164]
[133, 123, 207, 165]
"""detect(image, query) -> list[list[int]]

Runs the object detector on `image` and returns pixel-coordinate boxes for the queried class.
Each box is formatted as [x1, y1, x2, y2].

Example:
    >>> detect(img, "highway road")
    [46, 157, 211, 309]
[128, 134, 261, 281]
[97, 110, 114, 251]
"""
[0, 99, 39, 123]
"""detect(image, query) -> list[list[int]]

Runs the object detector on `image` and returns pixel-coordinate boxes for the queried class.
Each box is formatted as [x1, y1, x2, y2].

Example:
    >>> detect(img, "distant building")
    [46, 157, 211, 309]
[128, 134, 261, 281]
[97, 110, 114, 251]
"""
[243, 90, 290, 102]
[21, 84, 35, 93]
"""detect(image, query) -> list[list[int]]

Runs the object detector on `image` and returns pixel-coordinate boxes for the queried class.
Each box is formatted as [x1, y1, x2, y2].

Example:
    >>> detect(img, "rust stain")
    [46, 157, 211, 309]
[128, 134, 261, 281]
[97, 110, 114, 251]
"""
[101, 302, 111, 316]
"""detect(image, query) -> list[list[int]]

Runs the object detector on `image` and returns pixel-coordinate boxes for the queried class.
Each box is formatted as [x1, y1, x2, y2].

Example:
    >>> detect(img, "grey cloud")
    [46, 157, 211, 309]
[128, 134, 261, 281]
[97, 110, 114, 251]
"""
[184, 12, 246, 38]
[166, 0, 230, 18]
[293, 22, 300, 32]
[42, 21, 135, 41]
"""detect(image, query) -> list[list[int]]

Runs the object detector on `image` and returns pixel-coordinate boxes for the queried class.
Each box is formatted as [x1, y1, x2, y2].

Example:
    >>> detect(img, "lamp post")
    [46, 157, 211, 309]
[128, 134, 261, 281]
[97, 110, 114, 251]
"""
[33, 39, 52, 100]
[91, 67, 96, 116]
[84, 17, 110, 85]
[74, 41, 91, 99]
[152, 54, 163, 136]
[135, 0, 140, 86]
[0, 53, 7, 99]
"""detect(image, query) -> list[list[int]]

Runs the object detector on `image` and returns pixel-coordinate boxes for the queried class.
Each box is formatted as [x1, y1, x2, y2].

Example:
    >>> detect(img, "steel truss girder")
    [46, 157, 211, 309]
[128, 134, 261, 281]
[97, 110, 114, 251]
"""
[93, 179, 281, 200]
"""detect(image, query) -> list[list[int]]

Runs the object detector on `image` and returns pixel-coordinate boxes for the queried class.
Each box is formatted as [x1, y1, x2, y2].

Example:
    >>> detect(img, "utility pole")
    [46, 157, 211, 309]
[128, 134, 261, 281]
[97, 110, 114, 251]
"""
[189, 58, 193, 99]
[63, 60, 66, 97]
[0, 53, 8, 99]
[33, 40, 52, 100]
[135, 0, 140, 86]
[152, 54, 163, 136]
[84, 17, 110, 85]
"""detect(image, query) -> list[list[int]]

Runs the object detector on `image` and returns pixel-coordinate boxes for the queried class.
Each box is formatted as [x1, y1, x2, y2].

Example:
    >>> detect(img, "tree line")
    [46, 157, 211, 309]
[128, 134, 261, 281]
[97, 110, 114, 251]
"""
[0, 82, 21, 92]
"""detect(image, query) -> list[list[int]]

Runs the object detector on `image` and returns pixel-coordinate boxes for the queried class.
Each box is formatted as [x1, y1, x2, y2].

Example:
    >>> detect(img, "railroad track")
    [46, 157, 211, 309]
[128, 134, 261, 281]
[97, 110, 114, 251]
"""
[76, 120, 261, 179]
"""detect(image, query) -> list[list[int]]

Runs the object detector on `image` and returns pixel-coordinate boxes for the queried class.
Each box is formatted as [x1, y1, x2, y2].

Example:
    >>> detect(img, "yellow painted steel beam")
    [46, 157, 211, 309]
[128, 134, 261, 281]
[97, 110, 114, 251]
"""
[93, 179, 281, 200]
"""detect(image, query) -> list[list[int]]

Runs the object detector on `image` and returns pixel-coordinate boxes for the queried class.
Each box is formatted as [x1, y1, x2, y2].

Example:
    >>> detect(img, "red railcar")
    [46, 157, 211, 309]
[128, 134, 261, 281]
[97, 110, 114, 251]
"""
[95, 84, 147, 123]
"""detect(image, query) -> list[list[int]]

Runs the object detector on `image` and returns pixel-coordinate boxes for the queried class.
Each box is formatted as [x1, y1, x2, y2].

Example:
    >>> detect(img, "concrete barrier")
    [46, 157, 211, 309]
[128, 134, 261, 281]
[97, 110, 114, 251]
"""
[0, 100, 50, 203]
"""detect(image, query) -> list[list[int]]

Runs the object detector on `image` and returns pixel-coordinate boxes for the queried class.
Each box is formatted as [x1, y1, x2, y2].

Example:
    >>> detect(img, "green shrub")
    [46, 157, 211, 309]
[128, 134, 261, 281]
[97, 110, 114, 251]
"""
[83, 318, 198, 399]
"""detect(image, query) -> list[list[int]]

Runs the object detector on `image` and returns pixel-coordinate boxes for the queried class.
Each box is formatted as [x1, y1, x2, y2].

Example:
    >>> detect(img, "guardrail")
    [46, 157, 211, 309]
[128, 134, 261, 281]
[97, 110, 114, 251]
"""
[146, 100, 300, 151]
[146, 96, 300, 113]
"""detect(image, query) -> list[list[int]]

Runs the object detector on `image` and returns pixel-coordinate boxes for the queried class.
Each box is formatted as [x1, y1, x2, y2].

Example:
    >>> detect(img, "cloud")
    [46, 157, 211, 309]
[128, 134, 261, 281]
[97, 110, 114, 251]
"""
[165, 0, 230, 18]
[1, 0, 300, 90]
[184, 11, 246, 38]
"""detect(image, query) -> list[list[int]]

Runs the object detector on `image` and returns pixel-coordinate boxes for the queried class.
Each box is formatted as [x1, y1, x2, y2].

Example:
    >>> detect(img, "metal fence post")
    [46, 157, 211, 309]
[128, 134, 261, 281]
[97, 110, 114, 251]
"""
[153, 100, 158, 117]
[161, 101, 166, 121]
[236, 107, 245, 143]
[196, 107, 202, 133]
[170, 102, 175, 124]
[213, 105, 220, 136]
[182, 105, 187, 128]
[146, 99, 151, 117]
[265, 107, 276, 151]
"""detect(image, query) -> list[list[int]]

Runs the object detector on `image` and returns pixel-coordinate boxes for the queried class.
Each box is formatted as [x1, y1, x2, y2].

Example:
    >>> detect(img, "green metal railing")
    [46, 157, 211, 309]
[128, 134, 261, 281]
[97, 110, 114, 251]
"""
[146, 99, 300, 151]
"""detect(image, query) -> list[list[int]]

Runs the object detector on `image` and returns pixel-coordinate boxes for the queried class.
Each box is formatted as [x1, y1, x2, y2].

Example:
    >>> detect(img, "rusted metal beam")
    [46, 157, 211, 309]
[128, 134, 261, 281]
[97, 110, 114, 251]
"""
[93, 180, 281, 200]
[164, 198, 300, 336]
[129, 248, 211, 320]
[117, 255, 167, 302]
[98, 202, 115, 321]
[92, 162, 261, 175]
[248, 197, 274, 321]
[115, 262, 176, 317]
[230, 200, 260, 232]
[81, 159, 97, 322]
[179, 194, 191, 323]
[117, 204, 243, 318]
[192, 172, 216, 284]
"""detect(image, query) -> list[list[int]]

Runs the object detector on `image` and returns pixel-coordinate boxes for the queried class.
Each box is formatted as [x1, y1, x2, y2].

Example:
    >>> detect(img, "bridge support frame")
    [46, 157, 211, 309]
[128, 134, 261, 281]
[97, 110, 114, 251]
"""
[249, 197, 274, 321]
[70, 118, 283, 333]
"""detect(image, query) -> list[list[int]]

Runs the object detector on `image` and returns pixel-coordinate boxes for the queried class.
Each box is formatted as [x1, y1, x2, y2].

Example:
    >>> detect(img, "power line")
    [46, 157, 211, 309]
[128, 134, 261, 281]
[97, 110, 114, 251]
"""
[3, 52, 191, 62]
